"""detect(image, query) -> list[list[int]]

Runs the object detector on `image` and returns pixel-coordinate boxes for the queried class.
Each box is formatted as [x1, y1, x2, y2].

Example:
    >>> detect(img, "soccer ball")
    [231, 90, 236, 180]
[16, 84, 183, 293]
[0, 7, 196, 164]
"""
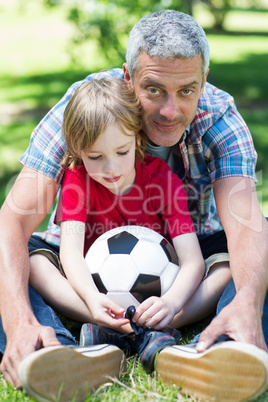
[85, 225, 180, 310]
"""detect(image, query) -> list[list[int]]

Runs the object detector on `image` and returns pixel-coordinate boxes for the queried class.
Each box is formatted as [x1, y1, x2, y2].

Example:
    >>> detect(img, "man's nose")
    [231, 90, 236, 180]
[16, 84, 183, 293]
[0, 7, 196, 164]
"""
[159, 95, 179, 121]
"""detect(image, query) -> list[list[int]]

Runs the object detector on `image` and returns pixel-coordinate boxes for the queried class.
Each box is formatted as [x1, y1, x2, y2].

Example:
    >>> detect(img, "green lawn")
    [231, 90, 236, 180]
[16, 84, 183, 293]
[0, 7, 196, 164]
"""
[1, 1, 268, 401]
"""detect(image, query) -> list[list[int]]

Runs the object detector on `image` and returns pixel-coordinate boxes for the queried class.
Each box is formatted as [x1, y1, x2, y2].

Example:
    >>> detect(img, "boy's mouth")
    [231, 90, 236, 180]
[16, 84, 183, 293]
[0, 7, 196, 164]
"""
[104, 176, 121, 183]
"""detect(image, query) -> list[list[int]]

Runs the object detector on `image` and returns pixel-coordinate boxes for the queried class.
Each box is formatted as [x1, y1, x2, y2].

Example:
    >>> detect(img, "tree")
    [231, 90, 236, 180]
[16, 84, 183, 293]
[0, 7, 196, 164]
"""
[200, 0, 232, 31]
[198, 0, 264, 31]
[66, 0, 190, 66]
[44, 0, 265, 65]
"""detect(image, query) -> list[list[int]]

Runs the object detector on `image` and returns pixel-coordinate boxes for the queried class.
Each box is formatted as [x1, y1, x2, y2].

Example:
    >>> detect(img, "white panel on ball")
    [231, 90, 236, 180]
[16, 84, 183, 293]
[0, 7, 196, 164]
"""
[86, 239, 109, 272]
[99, 254, 139, 292]
[85, 225, 180, 308]
[160, 262, 181, 295]
[130, 239, 169, 276]
[107, 292, 140, 309]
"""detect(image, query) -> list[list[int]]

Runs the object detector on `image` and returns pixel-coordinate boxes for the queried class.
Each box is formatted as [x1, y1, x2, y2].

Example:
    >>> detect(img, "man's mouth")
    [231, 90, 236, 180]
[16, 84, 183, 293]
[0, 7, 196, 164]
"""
[154, 121, 180, 132]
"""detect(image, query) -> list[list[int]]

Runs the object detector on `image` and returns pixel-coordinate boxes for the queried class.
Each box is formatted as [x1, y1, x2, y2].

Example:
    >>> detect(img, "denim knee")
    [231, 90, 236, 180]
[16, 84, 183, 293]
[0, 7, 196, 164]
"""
[0, 286, 76, 355]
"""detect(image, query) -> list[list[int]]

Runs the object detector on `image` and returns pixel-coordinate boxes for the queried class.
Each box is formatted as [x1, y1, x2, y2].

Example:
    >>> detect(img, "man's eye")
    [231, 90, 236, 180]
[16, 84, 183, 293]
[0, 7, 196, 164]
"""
[182, 89, 192, 96]
[148, 87, 160, 95]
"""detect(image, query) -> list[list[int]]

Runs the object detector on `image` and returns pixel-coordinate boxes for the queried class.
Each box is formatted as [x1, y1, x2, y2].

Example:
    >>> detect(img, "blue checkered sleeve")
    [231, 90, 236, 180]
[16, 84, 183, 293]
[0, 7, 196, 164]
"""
[203, 104, 257, 183]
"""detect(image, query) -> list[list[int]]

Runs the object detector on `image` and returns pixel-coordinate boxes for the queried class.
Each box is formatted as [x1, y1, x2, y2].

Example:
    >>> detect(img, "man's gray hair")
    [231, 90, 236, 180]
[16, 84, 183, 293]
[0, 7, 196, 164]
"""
[126, 10, 210, 81]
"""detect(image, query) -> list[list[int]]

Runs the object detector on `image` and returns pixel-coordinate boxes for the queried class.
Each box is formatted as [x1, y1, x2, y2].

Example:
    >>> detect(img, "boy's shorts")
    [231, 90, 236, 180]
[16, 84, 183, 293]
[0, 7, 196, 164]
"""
[199, 230, 229, 278]
[28, 235, 65, 277]
[28, 230, 230, 280]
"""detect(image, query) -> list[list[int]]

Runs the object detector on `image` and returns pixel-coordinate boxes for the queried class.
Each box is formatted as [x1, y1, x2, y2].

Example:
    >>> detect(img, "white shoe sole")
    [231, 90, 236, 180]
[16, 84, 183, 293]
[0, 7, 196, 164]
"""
[19, 344, 126, 402]
[156, 341, 268, 402]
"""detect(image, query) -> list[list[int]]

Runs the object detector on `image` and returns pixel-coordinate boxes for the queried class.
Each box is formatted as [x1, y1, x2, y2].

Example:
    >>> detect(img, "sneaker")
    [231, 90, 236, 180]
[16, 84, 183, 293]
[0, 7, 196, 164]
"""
[80, 323, 136, 355]
[156, 341, 268, 401]
[19, 344, 126, 402]
[125, 305, 179, 373]
[162, 326, 182, 344]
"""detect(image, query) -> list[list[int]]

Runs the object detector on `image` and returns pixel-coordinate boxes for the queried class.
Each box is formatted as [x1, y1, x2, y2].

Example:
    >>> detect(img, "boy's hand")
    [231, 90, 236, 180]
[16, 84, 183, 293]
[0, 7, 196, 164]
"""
[132, 296, 175, 330]
[88, 293, 129, 328]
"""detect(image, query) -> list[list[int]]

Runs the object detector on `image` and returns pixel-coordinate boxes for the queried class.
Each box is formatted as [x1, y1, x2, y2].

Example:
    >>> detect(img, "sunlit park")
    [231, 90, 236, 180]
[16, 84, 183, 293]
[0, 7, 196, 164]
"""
[0, 0, 268, 400]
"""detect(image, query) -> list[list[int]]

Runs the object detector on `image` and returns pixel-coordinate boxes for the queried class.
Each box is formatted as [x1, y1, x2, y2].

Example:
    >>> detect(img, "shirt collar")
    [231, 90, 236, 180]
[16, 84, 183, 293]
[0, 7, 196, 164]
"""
[177, 125, 190, 145]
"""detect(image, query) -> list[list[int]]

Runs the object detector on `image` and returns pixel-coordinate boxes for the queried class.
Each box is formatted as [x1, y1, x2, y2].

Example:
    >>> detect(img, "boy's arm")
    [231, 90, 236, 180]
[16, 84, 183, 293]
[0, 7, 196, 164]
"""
[133, 232, 205, 329]
[60, 221, 129, 327]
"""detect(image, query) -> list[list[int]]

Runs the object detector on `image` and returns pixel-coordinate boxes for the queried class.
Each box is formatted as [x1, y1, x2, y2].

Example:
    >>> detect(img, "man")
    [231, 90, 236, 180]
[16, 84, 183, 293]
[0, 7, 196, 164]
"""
[0, 9, 268, 402]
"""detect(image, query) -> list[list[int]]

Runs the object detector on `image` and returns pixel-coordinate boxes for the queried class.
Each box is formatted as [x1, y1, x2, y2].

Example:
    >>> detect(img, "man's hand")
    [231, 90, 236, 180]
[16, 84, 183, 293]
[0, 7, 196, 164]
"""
[0, 167, 60, 388]
[196, 289, 267, 352]
[0, 322, 60, 388]
[207, 176, 268, 352]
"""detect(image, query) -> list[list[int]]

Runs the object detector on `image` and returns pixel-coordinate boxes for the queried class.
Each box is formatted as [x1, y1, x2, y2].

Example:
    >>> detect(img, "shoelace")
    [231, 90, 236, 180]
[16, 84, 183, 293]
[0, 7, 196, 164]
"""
[125, 305, 148, 337]
[100, 327, 135, 354]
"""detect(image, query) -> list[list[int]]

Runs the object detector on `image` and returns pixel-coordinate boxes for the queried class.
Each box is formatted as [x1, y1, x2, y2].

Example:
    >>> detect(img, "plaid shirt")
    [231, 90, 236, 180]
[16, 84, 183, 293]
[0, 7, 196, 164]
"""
[19, 68, 257, 245]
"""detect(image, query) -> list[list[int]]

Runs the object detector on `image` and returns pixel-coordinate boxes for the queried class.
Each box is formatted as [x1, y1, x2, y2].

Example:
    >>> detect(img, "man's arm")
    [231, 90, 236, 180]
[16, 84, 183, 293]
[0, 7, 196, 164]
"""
[197, 176, 268, 351]
[0, 167, 60, 388]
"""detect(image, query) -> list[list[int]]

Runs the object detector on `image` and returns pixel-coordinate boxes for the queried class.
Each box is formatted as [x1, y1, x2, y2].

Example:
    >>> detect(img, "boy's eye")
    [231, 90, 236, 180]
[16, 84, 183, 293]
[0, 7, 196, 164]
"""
[88, 155, 101, 161]
[118, 150, 129, 156]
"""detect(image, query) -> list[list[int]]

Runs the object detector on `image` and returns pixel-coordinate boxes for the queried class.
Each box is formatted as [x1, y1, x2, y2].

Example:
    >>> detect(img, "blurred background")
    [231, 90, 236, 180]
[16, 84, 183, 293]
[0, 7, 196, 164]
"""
[1, 0, 268, 230]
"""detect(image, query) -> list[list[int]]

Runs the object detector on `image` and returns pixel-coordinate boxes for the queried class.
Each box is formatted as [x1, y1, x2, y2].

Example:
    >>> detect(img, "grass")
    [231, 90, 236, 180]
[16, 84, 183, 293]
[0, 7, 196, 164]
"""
[0, 358, 184, 402]
[1, 1, 268, 400]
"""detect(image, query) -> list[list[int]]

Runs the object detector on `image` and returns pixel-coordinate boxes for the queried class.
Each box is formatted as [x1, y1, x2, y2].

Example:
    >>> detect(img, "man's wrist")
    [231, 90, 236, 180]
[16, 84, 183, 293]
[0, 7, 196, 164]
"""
[235, 284, 265, 313]
[1, 302, 38, 337]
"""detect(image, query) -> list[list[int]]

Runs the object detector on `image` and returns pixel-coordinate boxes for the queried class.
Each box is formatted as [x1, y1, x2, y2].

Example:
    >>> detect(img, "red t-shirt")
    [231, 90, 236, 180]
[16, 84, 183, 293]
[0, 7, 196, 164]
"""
[55, 156, 195, 255]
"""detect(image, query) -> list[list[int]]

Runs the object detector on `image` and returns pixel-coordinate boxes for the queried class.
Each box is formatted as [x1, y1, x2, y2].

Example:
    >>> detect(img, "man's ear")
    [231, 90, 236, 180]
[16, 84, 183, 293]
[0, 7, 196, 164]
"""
[123, 63, 131, 83]
[200, 68, 209, 95]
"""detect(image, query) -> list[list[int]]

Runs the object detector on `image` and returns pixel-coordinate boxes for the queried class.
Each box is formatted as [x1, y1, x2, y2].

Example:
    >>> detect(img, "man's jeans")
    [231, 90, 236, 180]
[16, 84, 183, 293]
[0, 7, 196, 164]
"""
[191, 280, 268, 345]
[216, 279, 268, 345]
[193, 229, 268, 346]
[0, 231, 267, 355]
[0, 286, 76, 355]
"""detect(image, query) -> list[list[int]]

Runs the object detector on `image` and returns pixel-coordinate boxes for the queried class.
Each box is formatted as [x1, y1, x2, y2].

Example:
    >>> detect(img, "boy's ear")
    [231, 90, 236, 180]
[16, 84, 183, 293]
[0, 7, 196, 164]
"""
[136, 133, 141, 147]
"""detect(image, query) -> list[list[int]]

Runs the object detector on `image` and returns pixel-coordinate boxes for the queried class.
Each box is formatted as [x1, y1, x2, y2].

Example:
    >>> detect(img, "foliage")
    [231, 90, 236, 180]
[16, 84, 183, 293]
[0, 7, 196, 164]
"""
[198, 0, 265, 30]
[200, 0, 232, 30]
[66, 0, 190, 66]
[42, 0, 267, 66]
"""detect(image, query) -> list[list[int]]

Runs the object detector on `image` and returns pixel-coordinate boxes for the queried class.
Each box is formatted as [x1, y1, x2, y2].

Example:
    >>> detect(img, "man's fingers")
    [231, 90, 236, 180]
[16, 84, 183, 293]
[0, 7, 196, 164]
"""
[195, 309, 232, 352]
[1, 355, 21, 388]
[0, 340, 26, 389]
[196, 291, 268, 353]
[0, 324, 60, 388]
[40, 326, 61, 348]
[196, 322, 222, 352]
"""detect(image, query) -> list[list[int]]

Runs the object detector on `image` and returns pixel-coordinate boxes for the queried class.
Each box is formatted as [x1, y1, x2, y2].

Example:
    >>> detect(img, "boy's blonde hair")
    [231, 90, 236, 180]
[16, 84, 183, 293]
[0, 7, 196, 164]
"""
[62, 77, 145, 168]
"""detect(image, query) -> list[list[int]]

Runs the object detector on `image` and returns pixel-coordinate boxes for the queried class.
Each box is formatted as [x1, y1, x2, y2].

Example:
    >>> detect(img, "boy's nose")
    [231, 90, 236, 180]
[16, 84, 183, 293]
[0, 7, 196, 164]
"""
[104, 159, 117, 175]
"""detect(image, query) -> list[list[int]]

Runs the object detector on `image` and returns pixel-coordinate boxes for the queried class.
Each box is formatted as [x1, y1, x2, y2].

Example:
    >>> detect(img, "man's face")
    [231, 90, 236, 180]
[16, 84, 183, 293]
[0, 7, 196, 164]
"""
[123, 52, 208, 147]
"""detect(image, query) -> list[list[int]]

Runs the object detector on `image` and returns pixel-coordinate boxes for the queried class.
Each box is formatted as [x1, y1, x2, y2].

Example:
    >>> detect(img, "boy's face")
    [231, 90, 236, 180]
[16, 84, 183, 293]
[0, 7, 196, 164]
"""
[123, 53, 208, 147]
[81, 122, 137, 195]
